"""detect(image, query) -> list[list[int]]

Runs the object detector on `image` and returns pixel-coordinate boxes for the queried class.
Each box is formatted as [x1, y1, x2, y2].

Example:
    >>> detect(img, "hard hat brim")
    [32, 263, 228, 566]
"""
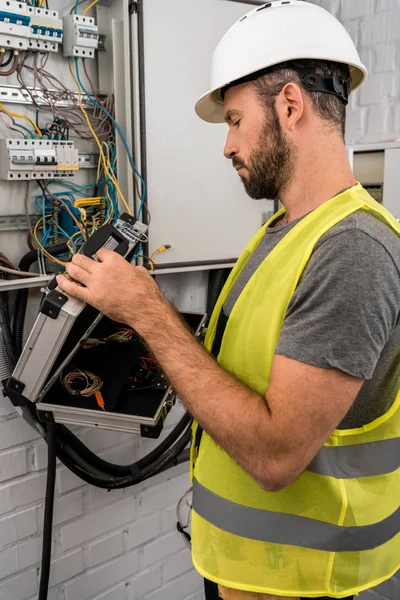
[195, 63, 368, 124]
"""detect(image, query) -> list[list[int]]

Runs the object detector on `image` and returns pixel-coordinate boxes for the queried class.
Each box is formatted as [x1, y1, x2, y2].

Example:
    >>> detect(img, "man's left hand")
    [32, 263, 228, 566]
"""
[56, 249, 166, 332]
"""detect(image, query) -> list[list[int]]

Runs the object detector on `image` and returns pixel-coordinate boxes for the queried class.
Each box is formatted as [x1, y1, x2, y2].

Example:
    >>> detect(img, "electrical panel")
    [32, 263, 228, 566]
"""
[0, 0, 30, 51]
[62, 14, 98, 59]
[27, 6, 63, 53]
[0, 138, 79, 180]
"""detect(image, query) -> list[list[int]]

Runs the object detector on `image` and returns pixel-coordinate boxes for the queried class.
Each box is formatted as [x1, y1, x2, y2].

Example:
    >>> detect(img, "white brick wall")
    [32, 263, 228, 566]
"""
[1, 2, 399, 600]
[313, 0, 400, 144]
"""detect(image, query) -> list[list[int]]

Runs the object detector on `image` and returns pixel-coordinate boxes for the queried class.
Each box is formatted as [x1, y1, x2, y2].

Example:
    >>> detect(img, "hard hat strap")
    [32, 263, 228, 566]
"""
[221, 60, 349, 105]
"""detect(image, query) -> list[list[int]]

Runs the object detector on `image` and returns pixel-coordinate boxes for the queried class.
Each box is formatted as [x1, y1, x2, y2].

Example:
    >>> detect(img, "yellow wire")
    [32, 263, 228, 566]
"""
[0, 103, 42, 138]
[68, 60, 132, 216]
[33, 218, 69, 266]
[83, 0, 99, 15]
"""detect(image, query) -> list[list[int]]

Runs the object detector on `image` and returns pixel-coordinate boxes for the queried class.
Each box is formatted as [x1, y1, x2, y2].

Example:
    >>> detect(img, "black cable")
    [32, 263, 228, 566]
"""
[0, 50, 14, 69]
[38, 422, 56, 600]
[0, 293, 17, 369]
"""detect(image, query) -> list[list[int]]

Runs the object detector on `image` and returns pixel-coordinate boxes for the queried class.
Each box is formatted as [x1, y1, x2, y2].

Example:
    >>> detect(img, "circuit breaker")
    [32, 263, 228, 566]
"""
[62, 14, 98, 59]
[0, 139, 79, 180]
[27, 6, 63, 53]
[0, 0, 30, 51]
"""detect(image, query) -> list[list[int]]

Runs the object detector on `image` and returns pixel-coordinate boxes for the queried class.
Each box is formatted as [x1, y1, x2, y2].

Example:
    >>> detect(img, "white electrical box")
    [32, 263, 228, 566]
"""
[27, 6, 63, 53]
[349, 142, 400, 221]
[0, 0, 30, 50]
[62, 14, 98, 58]
[0, 139, 79, 180]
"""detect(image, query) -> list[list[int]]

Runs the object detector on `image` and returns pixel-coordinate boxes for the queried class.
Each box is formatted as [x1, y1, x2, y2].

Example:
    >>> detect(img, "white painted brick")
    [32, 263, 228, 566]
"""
[376, 0, 400, 10]
[141, 569, 202, 600]
[187, 593, 205, 600]
[0, 416, 40, 451]
[162, 548, 194, 583]
[17, 535, 44, 571]
[61, 496, 136, 551]
[0, 472, 46, 514]
[0, 568, 37, 600]
[81, 427, 136, 453]
[0, 507, 36, 546]
[0, 547, 18, 579]
[360, 9, 400, 44]
[310, 0, 340, 17]
[160, 503, 178, 533]
[359, 72, 399, 105]
[366, 106, 393, 135]
[341, 0, 374, 20]
[88, 531, 124, 567]
[64, 550, 139, 600]
[345, 107, 367, 144]
[395, 104, 400, 132]
[57, 464, 85, 495]
[358, 48, 374, 73]
[125, 513, 161, 551]
[85, 483, 126, 511]
[0, 447, 28, 483]
[26, 588, 58, 600]
[342, 19, 359, 45]
[48, 548, 84, 587]
[375, 44, 396, 72]
[37, 489, 84, 528]
[92, 582, 127, 600]
[135, 471, 190, 519]
[140, 531, 186, 569]
[0, 397, 17, 418]
[128, 565, 163, 600]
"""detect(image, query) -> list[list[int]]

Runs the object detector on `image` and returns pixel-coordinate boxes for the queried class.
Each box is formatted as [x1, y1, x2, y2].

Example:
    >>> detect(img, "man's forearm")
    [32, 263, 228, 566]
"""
[133, 300, 277, 488]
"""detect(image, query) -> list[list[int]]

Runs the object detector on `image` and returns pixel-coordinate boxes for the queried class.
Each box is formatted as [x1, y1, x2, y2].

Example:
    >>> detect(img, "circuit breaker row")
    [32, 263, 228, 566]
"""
[0, 138, 80, 180]
[0, 0, 98, 56]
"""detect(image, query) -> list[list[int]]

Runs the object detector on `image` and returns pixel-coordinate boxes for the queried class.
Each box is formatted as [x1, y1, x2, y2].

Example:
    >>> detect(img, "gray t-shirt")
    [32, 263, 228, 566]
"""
[223, 209, 400, 429]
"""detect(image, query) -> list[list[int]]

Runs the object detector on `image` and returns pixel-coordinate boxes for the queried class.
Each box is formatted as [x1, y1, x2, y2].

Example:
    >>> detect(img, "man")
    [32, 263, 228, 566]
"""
[57, 1, 400, 600]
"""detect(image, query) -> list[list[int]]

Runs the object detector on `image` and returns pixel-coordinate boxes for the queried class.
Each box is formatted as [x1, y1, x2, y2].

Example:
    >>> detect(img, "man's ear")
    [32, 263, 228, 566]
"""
[275, 82, 304, 132]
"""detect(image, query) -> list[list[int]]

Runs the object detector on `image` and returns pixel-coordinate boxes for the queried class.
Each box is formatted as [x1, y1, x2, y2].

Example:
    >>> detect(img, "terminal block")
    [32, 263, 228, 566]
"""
[0, 0, 30, 50]
[27, 6, 63, 53]
[62, 14, 98, 59]
[0, 139, 79, 180]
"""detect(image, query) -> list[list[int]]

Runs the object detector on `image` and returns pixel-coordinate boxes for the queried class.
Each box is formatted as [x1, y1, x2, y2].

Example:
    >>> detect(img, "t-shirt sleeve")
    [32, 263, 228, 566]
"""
[275, 229, 400, 379]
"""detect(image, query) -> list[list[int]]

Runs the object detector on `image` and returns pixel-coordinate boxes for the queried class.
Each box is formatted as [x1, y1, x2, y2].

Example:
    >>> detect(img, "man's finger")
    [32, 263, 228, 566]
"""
[96, 247, 116, 262]
[71, 253, 98, 273]
[56, 274, 90, 303]
[65, 263, 91, 286]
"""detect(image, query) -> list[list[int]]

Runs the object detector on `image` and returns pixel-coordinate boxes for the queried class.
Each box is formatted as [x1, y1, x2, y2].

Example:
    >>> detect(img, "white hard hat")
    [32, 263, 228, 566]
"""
[195, 0, 368, 123]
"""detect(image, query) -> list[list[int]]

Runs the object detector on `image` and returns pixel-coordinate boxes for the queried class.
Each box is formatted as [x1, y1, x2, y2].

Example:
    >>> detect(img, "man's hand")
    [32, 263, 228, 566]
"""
[56, 249, 166, 333]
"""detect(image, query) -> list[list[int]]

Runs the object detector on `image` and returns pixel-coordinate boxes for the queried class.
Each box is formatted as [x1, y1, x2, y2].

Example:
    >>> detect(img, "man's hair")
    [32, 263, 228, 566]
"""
[250, 60, 351, 139]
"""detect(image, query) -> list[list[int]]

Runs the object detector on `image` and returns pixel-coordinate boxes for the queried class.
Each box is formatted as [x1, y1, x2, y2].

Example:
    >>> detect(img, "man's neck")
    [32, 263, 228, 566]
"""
[278, 138, 357, 222]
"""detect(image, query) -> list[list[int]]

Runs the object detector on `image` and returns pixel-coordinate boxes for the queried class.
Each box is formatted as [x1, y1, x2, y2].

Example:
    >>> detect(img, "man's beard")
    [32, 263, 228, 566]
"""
[233, 109, 296, 200]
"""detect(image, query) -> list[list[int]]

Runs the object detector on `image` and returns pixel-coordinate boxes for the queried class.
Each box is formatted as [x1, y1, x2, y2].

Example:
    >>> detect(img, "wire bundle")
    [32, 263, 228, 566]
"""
[61, 368, 103, 397]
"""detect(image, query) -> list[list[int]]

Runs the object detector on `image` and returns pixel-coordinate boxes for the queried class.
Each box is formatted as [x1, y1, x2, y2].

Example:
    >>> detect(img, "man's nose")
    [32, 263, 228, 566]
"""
[224, 131, 239, 160]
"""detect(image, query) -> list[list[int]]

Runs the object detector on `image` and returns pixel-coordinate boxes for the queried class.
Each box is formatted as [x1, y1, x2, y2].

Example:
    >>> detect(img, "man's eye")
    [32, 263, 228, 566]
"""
[233, 120, 241, 128]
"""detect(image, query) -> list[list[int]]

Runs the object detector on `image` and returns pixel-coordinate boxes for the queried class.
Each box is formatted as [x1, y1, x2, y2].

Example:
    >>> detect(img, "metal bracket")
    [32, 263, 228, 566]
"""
[0, 214, 38, 232]
[78, 153, 99, 169]
[40, 290, 68, 319]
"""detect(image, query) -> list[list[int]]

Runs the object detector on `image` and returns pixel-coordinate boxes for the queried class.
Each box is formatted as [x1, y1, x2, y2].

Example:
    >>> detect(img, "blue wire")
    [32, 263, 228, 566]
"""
[74, 58, 147, 218]
[14, 122, 35, 139]
[74, 0, 80, 14]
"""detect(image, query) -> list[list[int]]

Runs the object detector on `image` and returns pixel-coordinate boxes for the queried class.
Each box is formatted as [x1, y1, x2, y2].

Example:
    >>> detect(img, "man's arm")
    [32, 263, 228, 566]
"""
[57, 250, 364, 491]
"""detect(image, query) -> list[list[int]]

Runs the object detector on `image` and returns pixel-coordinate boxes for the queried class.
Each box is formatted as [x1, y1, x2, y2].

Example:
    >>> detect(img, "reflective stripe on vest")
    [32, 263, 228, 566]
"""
[193, 478, 400, 552]
[306, 437, 400, 478]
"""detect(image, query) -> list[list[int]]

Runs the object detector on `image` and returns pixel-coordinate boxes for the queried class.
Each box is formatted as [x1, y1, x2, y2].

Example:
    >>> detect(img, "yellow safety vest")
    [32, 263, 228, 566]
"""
[190, 184, 400, 598]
